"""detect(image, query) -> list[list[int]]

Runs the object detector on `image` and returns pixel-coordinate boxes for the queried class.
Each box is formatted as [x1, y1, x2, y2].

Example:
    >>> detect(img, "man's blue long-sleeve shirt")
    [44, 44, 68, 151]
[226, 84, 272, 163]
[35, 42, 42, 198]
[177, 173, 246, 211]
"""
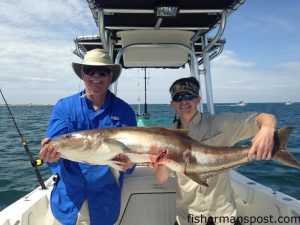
[46, 90, 136, 225]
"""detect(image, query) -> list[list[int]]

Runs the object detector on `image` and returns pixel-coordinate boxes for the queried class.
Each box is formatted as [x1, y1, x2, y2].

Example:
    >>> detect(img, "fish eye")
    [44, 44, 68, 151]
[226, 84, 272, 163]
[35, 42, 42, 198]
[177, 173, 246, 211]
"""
[64, 133, 83, 139]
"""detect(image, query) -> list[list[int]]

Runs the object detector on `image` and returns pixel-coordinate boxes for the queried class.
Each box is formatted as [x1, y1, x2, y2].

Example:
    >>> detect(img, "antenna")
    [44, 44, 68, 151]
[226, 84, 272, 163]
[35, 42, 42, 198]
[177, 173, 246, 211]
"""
[143, 68, 150, 119]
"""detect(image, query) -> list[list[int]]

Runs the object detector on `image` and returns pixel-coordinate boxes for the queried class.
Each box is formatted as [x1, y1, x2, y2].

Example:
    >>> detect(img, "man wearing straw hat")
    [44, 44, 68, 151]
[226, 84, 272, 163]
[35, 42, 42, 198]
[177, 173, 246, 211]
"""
[39, 49, 136, 225]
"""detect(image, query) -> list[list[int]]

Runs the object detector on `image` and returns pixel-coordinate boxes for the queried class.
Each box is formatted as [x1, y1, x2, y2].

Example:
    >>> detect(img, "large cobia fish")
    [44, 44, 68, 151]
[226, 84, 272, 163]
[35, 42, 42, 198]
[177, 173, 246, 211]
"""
[49, 126, 300, 186]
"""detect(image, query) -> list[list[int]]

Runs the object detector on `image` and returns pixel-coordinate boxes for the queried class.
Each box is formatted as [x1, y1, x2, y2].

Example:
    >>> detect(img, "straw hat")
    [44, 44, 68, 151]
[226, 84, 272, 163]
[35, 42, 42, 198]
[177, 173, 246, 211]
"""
[72, 49, 121, 83]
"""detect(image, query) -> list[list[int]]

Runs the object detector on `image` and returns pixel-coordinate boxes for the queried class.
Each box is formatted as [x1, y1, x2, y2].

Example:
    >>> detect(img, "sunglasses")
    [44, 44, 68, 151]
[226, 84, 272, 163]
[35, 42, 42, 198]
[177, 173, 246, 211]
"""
[173, 93, 197, 102]
[82, 66, 112, 77]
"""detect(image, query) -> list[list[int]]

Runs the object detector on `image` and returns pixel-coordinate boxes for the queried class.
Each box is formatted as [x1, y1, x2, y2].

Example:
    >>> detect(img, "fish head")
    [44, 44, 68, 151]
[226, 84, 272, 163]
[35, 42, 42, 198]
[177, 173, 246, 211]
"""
[50, 132, 97, 151]
[49, 130, 128, 167]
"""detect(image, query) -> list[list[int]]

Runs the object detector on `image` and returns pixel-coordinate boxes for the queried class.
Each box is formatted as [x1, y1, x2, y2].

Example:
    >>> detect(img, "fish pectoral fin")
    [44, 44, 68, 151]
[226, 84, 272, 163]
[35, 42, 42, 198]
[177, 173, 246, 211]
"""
[185, 174, 209, 187]
[102, 139, 131, 153]
[102, 139, 134, 171]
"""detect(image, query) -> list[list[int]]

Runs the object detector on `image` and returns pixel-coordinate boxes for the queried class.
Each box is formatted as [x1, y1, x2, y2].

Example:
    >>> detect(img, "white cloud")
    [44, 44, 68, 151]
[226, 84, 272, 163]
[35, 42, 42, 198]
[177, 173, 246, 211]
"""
[211, 50, 254, 69]
[0, 0, 300, 105]
[0, 0, 97, 104]
[276, 61, 300, 72]
[208, 52, 300, 103]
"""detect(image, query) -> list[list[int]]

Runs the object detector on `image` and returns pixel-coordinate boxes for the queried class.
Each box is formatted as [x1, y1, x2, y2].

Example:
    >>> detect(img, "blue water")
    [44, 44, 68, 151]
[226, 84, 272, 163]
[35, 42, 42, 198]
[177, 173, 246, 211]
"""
[0, 103, 300, 211]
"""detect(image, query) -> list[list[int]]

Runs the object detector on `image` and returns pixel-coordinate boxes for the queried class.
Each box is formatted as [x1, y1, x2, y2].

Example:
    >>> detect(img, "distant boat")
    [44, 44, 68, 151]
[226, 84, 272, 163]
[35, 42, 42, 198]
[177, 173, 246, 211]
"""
[285, 101, 293, 105]
[235, 101, 246, 106]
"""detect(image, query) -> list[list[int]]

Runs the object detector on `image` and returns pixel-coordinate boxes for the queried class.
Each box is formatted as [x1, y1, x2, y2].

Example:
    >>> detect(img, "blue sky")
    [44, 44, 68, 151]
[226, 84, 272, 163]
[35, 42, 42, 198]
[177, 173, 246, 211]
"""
[0, 0, 299, 104]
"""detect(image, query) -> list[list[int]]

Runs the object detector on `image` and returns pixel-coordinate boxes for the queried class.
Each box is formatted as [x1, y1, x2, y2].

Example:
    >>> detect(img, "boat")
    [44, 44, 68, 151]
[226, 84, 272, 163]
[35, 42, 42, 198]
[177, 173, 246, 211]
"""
[1, 1, 300, 225]
[285, 101, 294, 105]
[236, 101, 246, 106]
[1, 169, 300, 225]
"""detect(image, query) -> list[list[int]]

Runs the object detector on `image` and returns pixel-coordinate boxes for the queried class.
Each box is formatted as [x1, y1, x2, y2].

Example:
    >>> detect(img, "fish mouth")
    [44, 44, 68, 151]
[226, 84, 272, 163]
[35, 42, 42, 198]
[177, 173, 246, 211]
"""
[49, 141, 61, 149]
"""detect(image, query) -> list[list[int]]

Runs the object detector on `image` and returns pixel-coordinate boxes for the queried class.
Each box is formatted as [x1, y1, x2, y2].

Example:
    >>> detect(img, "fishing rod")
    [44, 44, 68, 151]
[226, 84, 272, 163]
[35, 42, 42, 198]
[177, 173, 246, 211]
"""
[0, 89, 47, 189]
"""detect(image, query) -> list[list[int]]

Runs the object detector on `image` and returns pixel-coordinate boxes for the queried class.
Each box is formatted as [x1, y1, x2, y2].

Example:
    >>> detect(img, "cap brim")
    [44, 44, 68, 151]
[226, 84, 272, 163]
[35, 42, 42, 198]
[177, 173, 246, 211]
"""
[172, 90, 198, 98]
[72, 62, 122, 84]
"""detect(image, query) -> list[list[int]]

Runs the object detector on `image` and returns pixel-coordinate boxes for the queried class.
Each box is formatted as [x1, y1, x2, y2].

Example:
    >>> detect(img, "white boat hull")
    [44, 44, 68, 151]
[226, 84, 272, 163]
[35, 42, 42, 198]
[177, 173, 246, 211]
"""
[0, 168, 299, 225]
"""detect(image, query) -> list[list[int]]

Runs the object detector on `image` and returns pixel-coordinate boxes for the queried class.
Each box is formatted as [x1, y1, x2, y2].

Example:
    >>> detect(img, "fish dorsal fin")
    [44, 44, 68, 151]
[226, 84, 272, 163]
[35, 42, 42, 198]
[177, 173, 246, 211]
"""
[102, 139, 131, 153]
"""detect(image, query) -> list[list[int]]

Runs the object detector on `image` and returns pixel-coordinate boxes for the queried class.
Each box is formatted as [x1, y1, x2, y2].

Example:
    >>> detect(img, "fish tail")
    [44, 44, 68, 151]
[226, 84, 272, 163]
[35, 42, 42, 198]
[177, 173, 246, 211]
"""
[273, 126, 300, 169]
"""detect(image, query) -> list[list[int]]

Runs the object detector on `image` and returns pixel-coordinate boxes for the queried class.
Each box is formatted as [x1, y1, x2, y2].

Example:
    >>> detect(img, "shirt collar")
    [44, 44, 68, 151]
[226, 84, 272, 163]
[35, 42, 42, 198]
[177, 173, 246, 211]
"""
[189, 111, 202, 128]
[82, 89, 114, 113]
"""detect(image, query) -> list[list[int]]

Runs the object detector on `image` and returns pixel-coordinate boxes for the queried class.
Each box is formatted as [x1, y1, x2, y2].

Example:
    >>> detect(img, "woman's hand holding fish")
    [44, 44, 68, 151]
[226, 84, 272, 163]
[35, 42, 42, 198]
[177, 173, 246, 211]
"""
[150, 163, 169, 184]
[39, 138, 61, 163]
[248, 125, 275, 161]
[248, 113, 276, 161]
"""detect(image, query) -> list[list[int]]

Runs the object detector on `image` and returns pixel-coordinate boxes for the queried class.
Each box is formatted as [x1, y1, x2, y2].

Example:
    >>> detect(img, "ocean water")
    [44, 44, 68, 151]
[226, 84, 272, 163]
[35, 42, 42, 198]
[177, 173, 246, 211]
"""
[0, 103, 300, 211]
